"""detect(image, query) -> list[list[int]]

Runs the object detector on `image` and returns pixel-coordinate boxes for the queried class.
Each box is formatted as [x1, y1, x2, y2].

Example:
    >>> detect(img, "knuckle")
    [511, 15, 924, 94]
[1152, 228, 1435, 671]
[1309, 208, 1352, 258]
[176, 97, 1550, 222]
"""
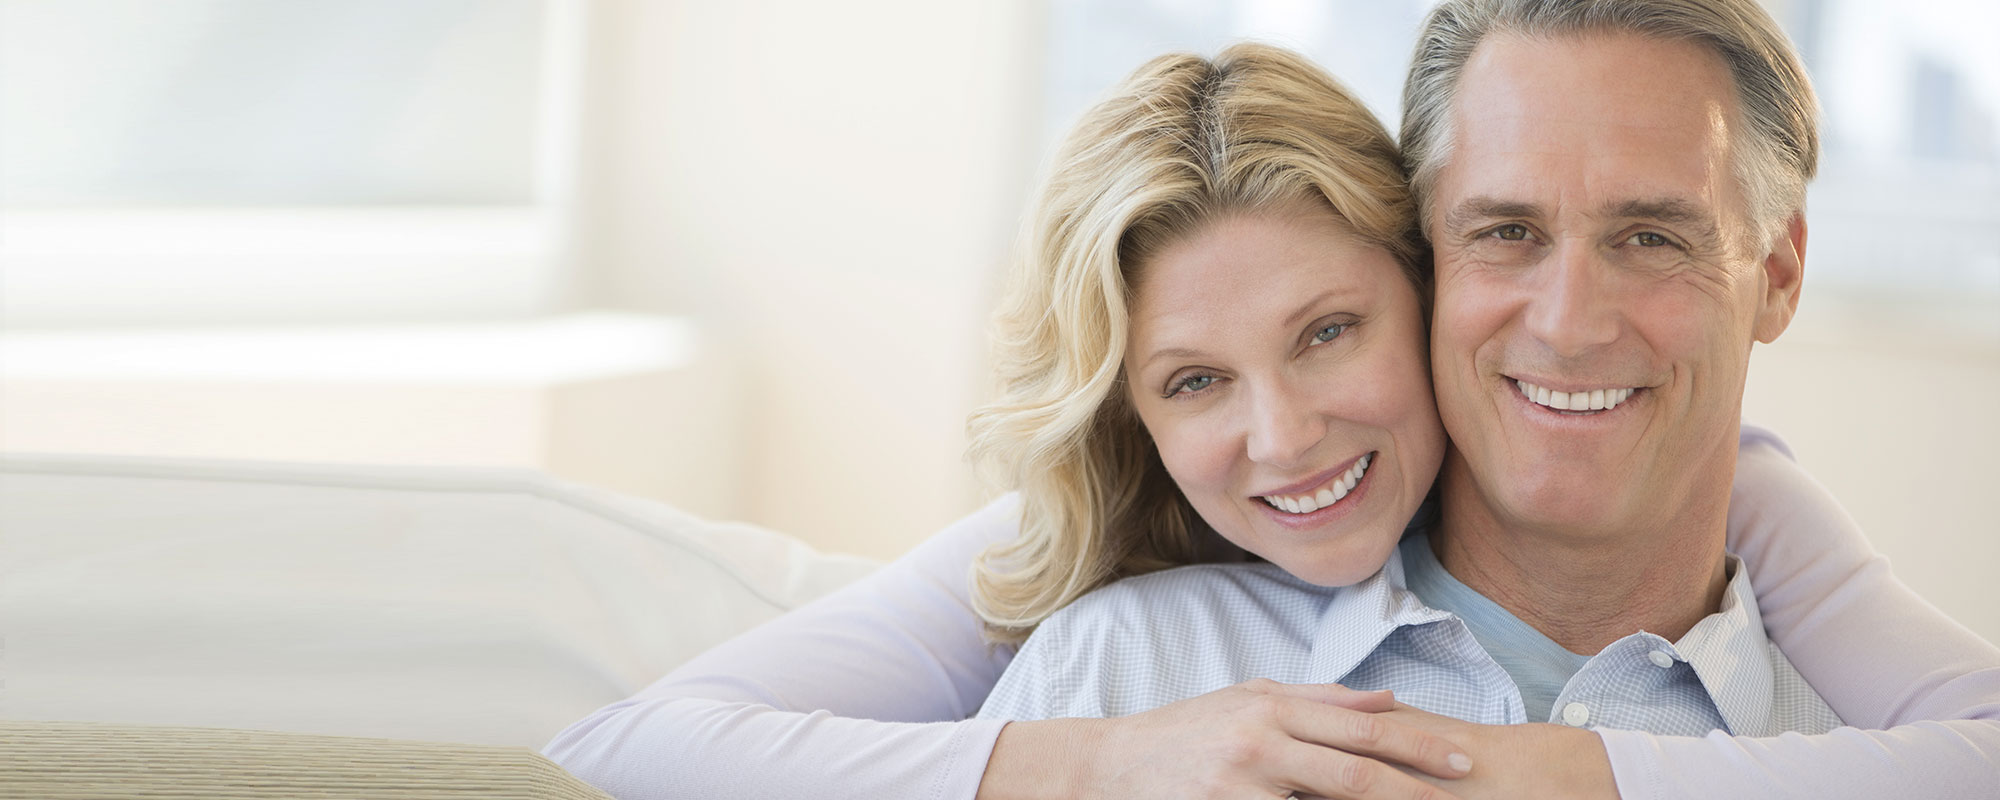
[1213, 733, 1263, 768]
[1335, 757, 1379, 794]
[1404, 729, 1441, 764]
[1247, 693, 1289, 723]
[1241, 677, 1280, 693]
[1346, 712, 1386, 747]
[1410, 784, 1455, 800]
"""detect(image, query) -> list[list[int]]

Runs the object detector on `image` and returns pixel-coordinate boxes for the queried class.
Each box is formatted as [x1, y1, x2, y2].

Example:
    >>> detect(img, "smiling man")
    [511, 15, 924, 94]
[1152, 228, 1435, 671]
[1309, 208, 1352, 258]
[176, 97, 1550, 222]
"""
[1414, 12, 1808, 683]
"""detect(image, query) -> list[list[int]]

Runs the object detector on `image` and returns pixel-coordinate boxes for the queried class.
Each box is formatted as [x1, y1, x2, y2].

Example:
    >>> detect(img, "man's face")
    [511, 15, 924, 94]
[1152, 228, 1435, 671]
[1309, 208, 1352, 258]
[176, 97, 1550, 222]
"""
[1426, 32, 1803, 537]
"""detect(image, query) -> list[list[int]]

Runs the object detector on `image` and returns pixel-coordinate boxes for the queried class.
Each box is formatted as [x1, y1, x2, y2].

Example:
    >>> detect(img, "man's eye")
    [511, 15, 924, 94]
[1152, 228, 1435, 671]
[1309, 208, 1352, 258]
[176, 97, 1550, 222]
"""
[1630, 231, 1670, 247]
[1310, 323, 1348, 345]
[1491, 224, 1530, 241]
[1166, 374, 1215, 397]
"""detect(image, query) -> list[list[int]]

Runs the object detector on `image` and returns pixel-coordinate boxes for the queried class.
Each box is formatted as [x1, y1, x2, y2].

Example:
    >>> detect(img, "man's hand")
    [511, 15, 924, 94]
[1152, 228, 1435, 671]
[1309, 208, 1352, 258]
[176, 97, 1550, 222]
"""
[980, 679, 1472, 800]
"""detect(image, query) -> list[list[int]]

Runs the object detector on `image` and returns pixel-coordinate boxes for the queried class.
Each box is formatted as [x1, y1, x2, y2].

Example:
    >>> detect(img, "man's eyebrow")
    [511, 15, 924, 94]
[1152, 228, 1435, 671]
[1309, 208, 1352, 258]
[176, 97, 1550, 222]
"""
[1440, 197, 1543, 233]
[1608, 198, 1722, 241]
[1608, 198, 1710, 225]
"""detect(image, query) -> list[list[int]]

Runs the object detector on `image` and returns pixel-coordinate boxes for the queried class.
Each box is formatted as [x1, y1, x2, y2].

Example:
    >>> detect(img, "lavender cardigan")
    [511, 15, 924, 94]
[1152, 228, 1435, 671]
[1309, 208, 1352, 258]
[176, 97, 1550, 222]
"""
[544, 425, 2000, 799]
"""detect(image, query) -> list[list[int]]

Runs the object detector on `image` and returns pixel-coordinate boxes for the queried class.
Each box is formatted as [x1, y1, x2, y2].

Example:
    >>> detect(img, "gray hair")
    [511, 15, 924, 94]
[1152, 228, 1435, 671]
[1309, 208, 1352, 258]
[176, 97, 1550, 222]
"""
[1400, 0, 1820, 239]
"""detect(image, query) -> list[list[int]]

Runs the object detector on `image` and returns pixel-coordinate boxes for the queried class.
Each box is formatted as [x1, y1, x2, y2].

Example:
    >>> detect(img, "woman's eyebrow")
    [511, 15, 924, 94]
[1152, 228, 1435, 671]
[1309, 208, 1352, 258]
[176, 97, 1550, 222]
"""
[1138, 345, 1207, 374]
[1282, 288, 1350, 328]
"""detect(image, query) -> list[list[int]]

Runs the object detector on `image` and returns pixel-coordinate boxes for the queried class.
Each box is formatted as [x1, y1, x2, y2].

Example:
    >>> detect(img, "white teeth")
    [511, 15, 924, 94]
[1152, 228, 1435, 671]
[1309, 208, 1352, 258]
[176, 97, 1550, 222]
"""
[1260, 453, 1374, 515]
[1516, 379, 1634, 413]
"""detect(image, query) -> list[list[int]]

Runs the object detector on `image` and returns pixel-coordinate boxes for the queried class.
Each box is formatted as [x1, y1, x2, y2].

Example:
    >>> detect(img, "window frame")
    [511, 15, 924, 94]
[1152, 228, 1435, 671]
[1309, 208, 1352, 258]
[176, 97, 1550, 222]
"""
[0, 0, 588, 327]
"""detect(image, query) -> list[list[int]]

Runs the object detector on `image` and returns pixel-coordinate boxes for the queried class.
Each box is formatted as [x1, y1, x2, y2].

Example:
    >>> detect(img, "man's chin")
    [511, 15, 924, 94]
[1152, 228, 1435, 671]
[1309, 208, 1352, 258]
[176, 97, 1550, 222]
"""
[1486, 478, 1638, 539]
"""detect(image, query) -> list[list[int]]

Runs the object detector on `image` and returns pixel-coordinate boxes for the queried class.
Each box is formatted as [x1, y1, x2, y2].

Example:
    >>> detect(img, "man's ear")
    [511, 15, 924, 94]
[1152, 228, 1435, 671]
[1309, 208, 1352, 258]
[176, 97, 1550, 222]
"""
[1753, 212, 1806, 344]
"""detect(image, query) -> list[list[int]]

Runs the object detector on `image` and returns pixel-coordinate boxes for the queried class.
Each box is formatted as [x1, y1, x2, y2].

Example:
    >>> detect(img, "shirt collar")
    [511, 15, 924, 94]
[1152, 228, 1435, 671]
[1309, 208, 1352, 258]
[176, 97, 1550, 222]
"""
[1324, 531, 1785, 736]
[1304, 538, 1455, 681]
[1661, 553, 1783, 736]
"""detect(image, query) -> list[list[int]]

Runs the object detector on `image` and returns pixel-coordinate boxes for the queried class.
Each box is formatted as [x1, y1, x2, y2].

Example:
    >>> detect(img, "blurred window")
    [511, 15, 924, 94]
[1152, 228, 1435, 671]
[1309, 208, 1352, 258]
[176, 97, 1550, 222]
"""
[0, 0, 582, 326]
[1044, 0, 2000, 306]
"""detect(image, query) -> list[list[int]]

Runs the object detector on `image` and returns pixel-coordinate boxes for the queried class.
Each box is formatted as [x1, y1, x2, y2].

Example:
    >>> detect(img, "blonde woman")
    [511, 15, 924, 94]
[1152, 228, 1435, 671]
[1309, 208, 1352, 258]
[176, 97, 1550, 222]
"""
[547, 37, 2000, 800]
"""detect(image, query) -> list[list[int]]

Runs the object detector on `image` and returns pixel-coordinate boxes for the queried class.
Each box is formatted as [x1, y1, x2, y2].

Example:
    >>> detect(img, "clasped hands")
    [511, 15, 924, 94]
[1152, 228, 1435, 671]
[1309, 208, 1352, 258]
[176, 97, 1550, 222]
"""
[984, 679, 1617, 800]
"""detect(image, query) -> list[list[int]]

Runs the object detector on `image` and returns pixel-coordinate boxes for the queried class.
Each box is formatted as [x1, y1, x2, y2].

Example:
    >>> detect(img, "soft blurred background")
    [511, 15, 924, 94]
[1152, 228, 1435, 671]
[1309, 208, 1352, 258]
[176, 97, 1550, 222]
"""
[1, 0, 1994, 641]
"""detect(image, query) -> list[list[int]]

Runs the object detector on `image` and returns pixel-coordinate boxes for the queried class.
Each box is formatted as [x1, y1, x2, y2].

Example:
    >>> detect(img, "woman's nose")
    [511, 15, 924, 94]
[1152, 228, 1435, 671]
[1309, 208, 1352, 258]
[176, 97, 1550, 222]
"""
[1244, 382, 1325, 469]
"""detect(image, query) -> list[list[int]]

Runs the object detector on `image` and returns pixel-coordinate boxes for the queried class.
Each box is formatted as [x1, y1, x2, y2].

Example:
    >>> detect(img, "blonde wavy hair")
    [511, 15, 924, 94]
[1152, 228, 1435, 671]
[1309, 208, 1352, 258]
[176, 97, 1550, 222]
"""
[967, 43, 1425, 645]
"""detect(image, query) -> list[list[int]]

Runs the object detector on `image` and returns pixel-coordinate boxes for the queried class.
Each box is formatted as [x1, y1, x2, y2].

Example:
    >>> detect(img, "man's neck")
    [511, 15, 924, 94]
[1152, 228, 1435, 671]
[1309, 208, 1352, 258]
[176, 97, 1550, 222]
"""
[1430, 453, 1730, 655]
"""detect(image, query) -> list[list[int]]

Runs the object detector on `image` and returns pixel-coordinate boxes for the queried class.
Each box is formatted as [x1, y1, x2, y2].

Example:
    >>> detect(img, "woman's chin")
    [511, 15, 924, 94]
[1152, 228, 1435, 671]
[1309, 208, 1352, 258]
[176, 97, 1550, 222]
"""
[1260, 535, 1399, 588]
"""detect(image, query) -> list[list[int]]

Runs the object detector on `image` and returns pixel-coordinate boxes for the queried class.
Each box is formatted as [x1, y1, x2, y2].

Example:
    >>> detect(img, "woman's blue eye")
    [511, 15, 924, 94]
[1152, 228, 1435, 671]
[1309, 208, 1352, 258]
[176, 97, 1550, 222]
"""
[1311, 324, 1348, 345]
[1167, 374, 1214, 396]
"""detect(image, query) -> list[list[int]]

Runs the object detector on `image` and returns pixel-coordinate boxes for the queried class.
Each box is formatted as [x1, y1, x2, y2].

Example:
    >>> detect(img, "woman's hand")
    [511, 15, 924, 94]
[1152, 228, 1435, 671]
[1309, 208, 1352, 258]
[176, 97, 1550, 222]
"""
[1372, 703, 1618, 800]
[979, 679, 1473, 800]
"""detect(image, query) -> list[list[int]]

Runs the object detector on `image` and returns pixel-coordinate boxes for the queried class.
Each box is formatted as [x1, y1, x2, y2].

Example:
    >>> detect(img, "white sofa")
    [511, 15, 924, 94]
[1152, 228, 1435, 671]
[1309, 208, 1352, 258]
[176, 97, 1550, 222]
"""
[0, 454, 881, 795]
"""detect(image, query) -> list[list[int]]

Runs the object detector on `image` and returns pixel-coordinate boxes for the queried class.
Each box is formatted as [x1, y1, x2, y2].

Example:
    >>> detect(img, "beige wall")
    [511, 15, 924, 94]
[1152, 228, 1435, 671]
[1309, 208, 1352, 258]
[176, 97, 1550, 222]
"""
[1743, 296, 2000, 644]
[576, 0, 1042, 560]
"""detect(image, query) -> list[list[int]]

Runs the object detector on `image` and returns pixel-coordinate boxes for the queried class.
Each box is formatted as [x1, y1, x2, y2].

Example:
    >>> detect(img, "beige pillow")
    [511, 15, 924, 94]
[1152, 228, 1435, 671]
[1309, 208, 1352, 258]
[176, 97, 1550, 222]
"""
[0, 720, 613, 799]
[0, 454, 881, 746]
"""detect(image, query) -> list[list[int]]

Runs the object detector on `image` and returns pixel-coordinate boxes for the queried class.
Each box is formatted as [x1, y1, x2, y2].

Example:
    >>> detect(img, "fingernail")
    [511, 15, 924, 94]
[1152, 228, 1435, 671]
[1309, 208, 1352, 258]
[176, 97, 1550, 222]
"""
[1448, 752, 1473, 774]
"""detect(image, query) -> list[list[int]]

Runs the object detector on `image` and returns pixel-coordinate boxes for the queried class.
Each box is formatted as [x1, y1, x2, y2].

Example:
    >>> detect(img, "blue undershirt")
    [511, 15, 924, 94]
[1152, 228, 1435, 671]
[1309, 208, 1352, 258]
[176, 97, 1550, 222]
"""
[1398, 532, 1589, 723]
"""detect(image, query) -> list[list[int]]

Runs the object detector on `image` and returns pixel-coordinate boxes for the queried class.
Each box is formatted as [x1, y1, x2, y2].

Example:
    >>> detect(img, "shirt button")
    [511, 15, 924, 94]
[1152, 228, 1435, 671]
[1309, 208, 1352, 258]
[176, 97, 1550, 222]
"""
[1562, 702, 1591, 727]
[1649, 650, 1675, 668]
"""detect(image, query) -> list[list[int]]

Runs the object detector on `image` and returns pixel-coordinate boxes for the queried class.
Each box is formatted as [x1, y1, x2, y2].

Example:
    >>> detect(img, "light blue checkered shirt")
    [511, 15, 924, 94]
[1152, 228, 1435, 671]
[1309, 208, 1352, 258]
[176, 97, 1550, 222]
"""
[978, 532, 1841, 737]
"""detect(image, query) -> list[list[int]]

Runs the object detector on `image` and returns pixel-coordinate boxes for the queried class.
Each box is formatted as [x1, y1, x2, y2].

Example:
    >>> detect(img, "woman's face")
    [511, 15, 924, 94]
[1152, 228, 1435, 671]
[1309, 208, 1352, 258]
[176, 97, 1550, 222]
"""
[1124, 200, 1446, 586]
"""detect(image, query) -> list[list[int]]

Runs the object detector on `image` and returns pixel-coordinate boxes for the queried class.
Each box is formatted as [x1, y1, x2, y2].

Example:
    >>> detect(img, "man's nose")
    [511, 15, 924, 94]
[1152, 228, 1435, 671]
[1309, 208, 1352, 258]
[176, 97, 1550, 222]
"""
[1524, 241, 1620, 357]
[1244, 382, 1325, 469]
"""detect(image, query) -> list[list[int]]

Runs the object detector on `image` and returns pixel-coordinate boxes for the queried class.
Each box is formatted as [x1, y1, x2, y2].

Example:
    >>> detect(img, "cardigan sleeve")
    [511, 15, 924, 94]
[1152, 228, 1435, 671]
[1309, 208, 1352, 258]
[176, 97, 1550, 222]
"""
[541, 494, 1023, 800]
[546, 426, 2000, 800]
[1595, 423, 2000, 799]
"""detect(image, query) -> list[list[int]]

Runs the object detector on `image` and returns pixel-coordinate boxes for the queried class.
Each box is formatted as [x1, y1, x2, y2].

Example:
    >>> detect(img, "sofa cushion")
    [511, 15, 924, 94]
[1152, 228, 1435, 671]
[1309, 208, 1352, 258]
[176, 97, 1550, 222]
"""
[0, 454, 880, 747]
[0, 720, 614, 799]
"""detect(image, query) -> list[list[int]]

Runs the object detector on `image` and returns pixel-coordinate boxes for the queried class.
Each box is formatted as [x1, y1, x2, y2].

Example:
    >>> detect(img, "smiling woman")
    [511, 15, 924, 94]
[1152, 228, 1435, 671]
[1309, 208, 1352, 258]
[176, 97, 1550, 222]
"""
[1121, 203, 1443, 589]
[961, 44, 1441, 647]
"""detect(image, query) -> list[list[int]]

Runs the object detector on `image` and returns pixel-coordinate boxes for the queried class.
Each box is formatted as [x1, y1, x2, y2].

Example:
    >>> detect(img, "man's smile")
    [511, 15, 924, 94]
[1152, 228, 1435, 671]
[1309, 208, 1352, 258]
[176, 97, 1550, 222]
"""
[1509, 378, 1640, 414]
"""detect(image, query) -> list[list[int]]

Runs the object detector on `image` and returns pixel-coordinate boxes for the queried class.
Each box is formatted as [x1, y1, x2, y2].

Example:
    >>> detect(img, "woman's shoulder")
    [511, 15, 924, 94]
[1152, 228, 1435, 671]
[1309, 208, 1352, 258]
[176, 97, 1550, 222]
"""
[1106, 560, 1324, 602]
[1031, 561, 1337, 651]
